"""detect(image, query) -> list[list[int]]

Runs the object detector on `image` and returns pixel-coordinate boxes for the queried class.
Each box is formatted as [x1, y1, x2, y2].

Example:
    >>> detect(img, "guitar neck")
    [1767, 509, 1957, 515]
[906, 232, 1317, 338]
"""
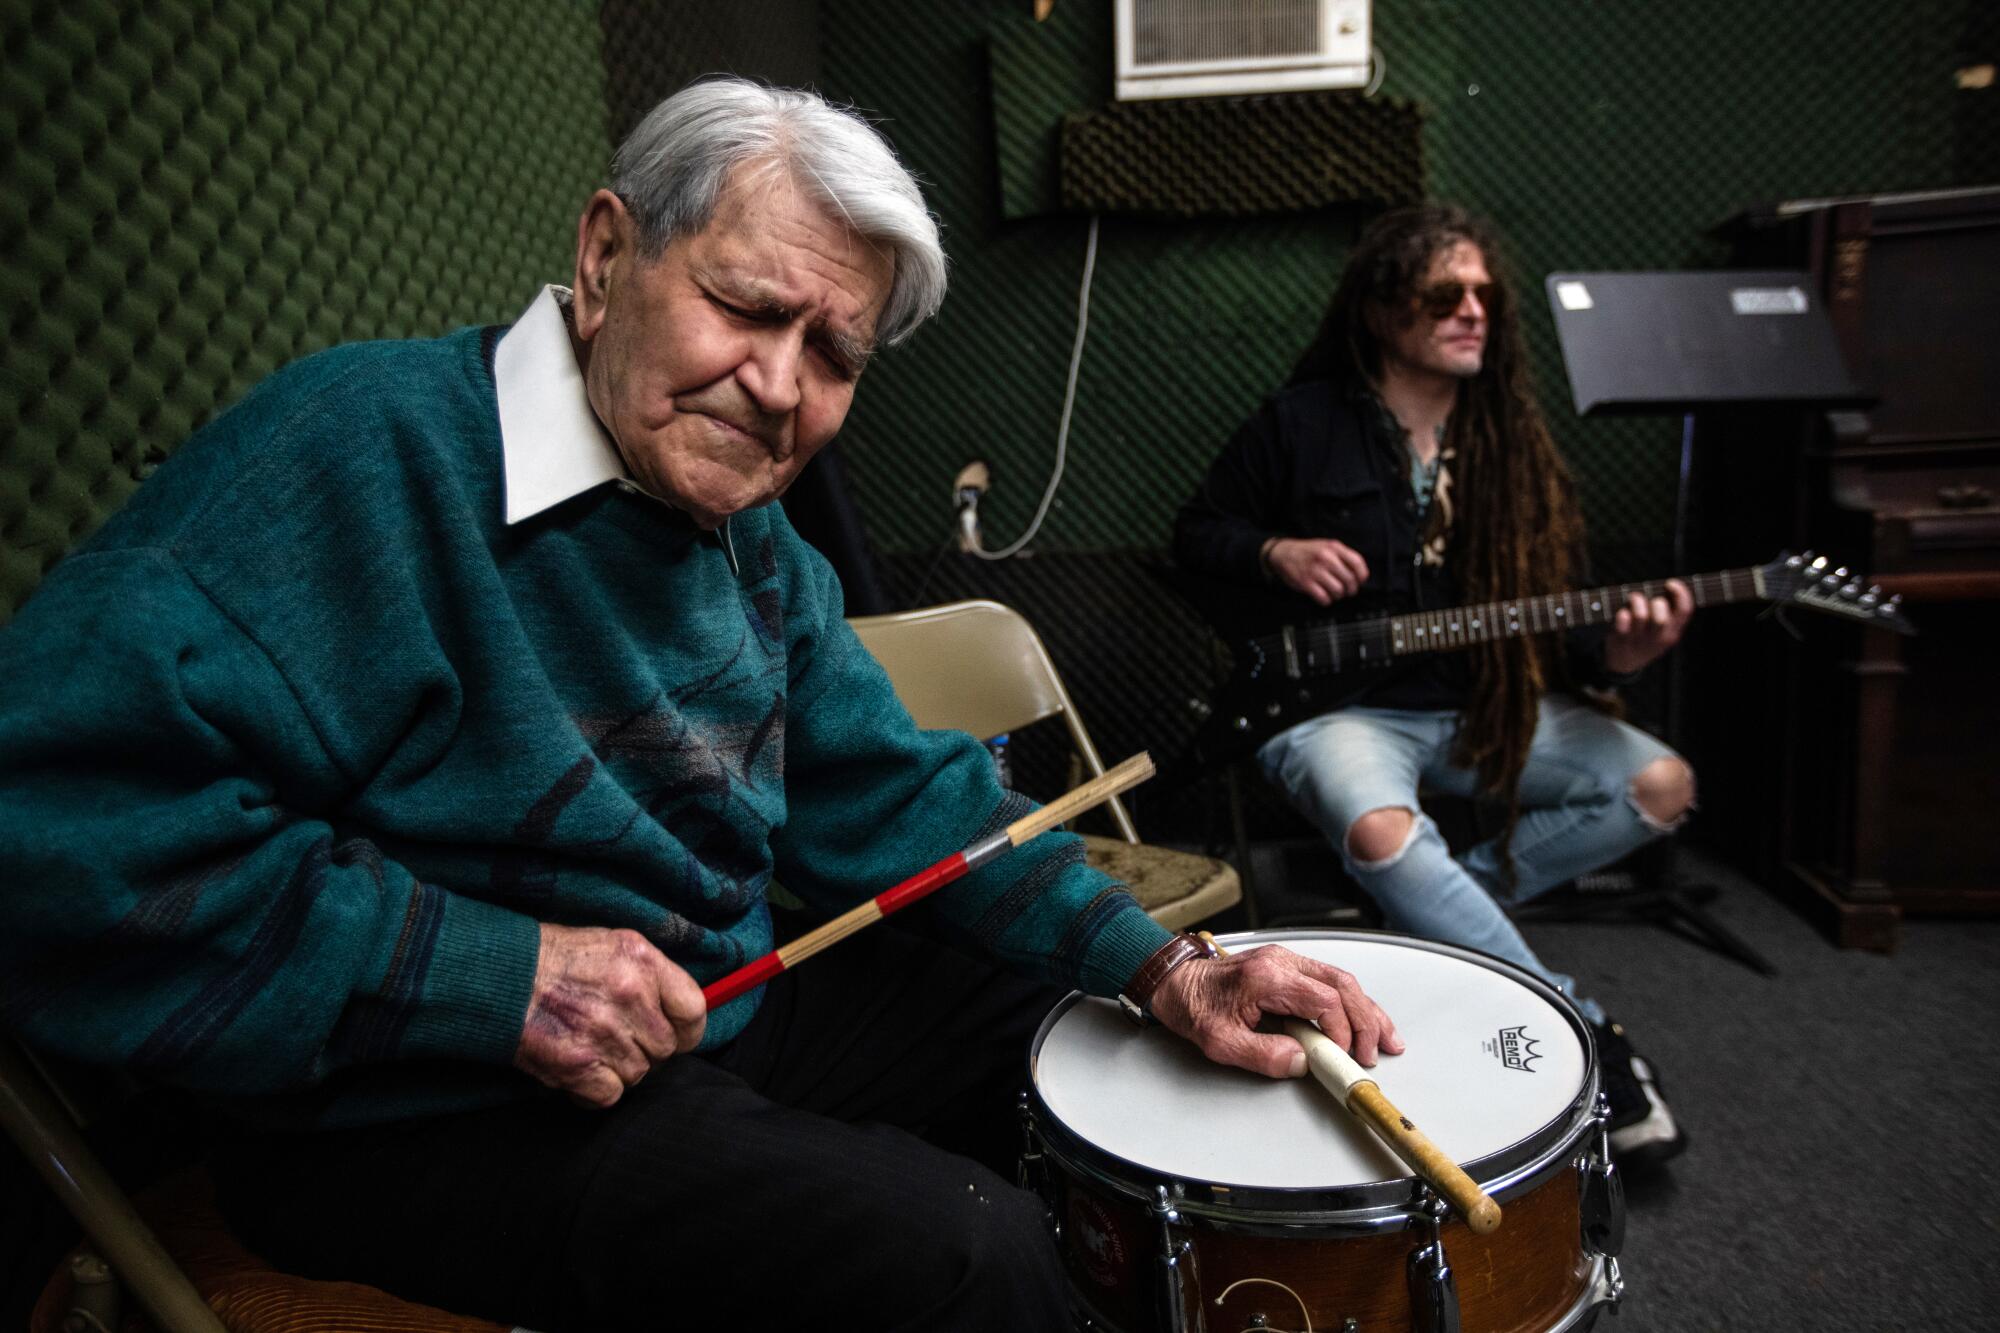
[1285, 567, 1766, 670]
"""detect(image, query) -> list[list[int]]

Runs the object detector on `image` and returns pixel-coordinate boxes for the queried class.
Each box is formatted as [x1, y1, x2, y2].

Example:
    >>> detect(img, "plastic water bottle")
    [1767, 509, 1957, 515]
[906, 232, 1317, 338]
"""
[985, 733, 1013, 789]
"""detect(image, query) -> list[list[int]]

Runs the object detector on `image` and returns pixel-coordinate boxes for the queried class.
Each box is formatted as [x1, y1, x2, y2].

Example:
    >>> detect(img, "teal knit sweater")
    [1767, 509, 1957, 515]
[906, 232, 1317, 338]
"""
[0, 326, 1171, 1127]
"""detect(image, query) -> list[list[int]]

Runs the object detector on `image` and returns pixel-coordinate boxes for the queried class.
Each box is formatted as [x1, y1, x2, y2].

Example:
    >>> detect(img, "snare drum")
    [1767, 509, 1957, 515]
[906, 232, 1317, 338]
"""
[1021, 930, 1625, 1332]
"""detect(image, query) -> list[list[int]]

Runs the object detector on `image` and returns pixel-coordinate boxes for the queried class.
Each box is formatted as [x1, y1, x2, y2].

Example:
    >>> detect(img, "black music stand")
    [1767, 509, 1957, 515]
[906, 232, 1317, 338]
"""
[1530, 271, 1872, 975]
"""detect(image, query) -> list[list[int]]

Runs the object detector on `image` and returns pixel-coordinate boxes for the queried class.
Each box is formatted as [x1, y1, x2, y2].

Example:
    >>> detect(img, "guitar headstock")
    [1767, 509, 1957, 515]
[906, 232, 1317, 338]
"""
[1755, 552, 1916, 634]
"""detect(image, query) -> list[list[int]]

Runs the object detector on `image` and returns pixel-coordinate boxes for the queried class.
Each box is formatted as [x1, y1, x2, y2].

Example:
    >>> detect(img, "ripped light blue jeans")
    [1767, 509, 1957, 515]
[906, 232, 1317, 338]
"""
[1258, 695, 1688, 1024]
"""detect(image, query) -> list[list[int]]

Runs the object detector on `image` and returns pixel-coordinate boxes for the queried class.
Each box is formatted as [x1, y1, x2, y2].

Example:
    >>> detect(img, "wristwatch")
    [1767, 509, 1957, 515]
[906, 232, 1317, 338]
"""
[1117, 930, 1221, 1026]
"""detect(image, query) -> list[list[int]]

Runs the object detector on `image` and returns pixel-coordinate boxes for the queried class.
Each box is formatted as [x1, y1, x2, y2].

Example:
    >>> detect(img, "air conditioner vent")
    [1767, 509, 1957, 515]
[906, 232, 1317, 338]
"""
[1116, 0, 1372, 101]
[1134, 1, 1320, 65]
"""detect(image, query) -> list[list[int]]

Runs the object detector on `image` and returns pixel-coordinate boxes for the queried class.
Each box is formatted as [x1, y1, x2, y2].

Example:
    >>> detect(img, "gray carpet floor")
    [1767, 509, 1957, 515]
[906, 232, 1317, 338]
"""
[1238, 847, 2000, 1331]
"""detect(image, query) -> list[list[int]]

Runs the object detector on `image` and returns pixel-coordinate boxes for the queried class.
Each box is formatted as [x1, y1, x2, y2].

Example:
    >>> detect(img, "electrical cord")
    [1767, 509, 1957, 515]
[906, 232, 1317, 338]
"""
[903, 530, 959, 609]
[966, 213, 1099, 560]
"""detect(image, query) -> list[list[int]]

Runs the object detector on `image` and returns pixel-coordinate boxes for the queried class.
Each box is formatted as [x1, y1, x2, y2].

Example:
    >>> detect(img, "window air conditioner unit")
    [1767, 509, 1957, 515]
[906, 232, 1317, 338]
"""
[1114, 0, 1372, 101]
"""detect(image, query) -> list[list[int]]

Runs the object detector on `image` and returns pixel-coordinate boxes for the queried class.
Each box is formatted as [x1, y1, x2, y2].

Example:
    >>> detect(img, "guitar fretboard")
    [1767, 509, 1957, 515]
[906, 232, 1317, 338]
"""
[1267, 567, 1762, 674]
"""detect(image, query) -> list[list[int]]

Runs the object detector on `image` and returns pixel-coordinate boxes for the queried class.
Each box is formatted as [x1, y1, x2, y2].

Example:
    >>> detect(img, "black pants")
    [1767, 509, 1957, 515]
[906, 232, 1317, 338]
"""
[214, 920, 1073, 1331]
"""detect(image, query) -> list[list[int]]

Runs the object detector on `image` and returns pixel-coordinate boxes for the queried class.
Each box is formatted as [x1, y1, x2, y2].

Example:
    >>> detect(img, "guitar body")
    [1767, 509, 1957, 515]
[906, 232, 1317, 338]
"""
[1163, 565, 1406, 776]
[1167, 552, 1911, 779]
[1187, 657, 1386, 770]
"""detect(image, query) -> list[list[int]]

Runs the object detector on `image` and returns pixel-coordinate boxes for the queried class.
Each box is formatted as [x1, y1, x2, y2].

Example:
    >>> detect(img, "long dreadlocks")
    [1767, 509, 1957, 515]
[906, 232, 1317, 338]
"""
[1289, 204, 1593, 847]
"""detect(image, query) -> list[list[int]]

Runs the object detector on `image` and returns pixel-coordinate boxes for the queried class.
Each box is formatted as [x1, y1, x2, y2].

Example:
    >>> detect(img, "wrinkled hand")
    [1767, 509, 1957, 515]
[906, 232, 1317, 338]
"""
[1603, 578, 1694, 676]
[1264, 537, 1371, 606]
[1148, 944, 1403, 1079]
[513, 923, 707, 1108]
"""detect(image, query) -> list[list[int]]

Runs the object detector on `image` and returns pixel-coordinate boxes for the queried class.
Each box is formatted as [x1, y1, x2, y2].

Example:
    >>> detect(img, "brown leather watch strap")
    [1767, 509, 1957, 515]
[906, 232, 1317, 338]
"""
[1118, 931, 1220, 1025]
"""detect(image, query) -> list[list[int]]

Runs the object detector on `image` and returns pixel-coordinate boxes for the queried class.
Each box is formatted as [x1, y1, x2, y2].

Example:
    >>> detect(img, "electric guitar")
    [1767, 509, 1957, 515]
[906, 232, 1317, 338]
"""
[1180, 551, 1914, 771]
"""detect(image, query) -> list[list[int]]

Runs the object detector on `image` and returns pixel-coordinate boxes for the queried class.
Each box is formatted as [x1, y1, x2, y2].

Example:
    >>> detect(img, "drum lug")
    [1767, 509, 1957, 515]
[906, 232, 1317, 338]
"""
[1150, 1186, 1196, 1333]
[1017, 1092, 1058, 1244]
[1578, 1094, 1627, 1259]
[1407, 1192, 1462, 1333]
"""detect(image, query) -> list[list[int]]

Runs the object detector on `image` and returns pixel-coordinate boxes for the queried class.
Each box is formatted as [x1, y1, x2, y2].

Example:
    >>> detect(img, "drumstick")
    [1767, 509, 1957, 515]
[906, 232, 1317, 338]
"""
[701, 753, 1156, 1010]
[1200, 934, 1503, 1236]
[1284, 1017, 1502, 1234]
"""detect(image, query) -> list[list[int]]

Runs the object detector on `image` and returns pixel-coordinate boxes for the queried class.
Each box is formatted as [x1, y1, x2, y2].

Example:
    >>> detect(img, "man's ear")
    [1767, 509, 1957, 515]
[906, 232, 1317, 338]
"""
[571, 189, 630, 343]
[1364, 297, 1407, 341]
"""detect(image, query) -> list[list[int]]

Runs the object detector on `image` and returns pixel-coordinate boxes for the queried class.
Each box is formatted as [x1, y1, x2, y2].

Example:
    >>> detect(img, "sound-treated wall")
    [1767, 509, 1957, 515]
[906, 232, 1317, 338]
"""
[806, 1, 1989, 829]
[814, 0, 1984, 566]
[4, 0, 1992, 833]
[1, 0, 608, 616]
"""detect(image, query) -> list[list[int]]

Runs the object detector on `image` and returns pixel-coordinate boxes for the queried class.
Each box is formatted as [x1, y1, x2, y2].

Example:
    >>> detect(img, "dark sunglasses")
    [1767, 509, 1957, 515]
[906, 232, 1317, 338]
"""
[1414, 281, 1501, 319]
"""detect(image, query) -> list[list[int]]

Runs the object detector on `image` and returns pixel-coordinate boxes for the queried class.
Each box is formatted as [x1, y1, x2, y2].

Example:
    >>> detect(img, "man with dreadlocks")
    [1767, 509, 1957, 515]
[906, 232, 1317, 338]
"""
[1173, 203, 1691, 1166]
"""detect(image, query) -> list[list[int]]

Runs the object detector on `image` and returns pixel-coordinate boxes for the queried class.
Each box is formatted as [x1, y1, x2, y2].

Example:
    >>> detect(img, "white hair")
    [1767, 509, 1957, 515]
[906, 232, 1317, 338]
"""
[611, 77, 947, 348]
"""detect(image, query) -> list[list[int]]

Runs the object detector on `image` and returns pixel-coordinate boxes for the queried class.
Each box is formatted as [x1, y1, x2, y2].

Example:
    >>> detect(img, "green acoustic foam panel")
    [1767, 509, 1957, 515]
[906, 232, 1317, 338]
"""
[824, 0, 1355, 566]
[1, 0, 608, 618]
[990, 5, 1108, 221]
[1414, 0, 1968, 548]
[1058, 92, 1425, 219]
[598, 0, 821, 147]
[827, 0, 1979, 567]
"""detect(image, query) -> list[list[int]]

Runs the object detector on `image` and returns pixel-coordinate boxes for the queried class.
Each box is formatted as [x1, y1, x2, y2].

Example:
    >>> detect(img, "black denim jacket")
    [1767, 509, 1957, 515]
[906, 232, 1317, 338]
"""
[1172, 377, 1616, 712]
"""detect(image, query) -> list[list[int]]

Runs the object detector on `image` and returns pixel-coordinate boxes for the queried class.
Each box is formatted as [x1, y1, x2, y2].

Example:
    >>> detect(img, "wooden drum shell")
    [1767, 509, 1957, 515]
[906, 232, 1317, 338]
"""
[1023, 930, 1618, 1333]
[1040, 1144, 1598, 1333]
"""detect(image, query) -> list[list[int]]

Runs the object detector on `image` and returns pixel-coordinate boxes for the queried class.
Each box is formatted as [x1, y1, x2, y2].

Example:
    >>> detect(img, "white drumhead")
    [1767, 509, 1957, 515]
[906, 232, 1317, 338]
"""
[1032, 934, 1588, 1190]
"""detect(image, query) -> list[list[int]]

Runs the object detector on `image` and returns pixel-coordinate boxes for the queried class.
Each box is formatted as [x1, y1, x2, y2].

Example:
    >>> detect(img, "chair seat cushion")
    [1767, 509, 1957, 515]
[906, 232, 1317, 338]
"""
[1082, 835, 1241, 932]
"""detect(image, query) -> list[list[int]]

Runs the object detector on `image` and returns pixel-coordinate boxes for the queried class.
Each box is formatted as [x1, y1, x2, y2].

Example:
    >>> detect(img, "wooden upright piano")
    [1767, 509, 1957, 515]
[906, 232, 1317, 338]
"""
[1691, 187, 2000, 949]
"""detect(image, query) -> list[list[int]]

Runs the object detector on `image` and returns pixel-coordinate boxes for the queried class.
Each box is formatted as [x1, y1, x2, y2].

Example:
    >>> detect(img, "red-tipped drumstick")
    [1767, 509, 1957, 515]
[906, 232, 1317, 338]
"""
[702, 752, 1155, 1010]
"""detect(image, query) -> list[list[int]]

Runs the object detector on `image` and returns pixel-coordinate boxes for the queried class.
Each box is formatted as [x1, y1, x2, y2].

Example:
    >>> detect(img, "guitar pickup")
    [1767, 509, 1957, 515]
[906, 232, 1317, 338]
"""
[1280, 625, 1302, 679]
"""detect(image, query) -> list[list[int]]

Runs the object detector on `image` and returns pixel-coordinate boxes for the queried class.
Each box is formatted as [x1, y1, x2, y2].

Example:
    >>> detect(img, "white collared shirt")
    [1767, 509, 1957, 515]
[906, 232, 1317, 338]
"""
[492, 285, 735, 571]
[494, 285, 628, 524]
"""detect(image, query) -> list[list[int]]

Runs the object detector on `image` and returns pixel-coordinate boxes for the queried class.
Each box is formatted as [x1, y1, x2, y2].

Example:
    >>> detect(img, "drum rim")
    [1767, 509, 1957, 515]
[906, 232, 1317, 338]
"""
[1027, 927, 1603, 1226]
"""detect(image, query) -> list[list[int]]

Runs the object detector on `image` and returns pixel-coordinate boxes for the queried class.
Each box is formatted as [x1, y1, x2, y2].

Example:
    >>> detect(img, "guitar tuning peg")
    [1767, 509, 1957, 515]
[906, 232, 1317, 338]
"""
[1834, 567, 1849, 579]
[1810, 555, 1828, 570]
[1842, 582, 1862, 598]
[1860, 591, 1879, 606]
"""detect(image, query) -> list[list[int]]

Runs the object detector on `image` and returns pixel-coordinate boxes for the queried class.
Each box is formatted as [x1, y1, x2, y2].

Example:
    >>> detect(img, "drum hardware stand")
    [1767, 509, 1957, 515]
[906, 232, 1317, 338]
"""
[1406, 1191, 1462, 1333]
[1578, 1094, 1627, 1261]
[1151, 1185, 1195, 1333]
[1513, 840, 1778, 977]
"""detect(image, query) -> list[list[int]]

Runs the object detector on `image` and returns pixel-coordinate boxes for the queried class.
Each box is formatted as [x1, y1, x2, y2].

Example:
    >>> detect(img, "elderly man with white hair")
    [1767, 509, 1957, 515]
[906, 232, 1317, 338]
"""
[0, 79, 1398, 1328]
